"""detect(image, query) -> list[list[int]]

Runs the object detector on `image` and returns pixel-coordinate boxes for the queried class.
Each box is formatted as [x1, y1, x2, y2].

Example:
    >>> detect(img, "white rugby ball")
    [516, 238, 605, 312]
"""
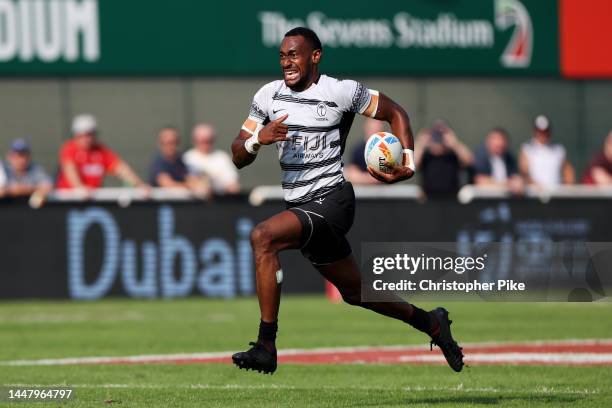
[364, 132, 402, 174]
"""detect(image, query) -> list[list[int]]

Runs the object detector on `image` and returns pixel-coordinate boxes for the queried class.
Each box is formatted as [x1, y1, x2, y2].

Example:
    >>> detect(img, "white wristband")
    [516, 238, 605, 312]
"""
[403, 148, 416, 172]
[244, 130, 261, 155]
[368, 89, 379, 118]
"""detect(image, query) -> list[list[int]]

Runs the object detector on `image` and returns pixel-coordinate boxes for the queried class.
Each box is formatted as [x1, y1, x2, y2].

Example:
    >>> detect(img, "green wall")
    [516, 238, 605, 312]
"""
[0, 77, 610, 188]
[0, 0, 558, 76]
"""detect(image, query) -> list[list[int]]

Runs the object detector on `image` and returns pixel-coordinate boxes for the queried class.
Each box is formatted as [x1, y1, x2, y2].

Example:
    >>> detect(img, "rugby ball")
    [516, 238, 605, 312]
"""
[364, 132, 402, 174]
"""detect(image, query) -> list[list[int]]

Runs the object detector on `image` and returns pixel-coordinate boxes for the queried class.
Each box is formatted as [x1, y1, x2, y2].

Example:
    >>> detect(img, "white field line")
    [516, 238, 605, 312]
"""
[400, 353, 612, 364]
[0, 351, 231, 366]
[0, 383, 601, 395]
[2, 338, 612, 367]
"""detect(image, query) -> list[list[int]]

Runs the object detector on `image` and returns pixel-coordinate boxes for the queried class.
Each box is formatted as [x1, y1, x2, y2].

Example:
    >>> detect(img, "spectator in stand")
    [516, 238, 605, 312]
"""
[0, 139, 52, 204]
[56, 114, 149, 193]
[415, 119, 474, 198]
[0, 158, 5, 192]
[345, 118, 384, 185]
[149, 126, 210, 198]
[474, 128, 524, 194]
[582, 131, 612, 185]
[519, 115, 575, 189]
[183, 123, 240, 195]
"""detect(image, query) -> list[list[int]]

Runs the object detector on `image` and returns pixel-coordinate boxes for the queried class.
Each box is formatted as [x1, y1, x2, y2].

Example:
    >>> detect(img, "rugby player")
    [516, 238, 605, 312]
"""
[231, 27, 463, 374]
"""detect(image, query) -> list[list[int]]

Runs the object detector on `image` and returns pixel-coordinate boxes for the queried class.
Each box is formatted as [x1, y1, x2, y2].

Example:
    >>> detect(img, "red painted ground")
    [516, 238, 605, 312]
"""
[89, 340, 612, 367]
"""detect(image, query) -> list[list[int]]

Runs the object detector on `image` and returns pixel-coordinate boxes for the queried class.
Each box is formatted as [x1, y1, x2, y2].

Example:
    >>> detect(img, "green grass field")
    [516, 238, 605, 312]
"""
[1, 297, 611, 407]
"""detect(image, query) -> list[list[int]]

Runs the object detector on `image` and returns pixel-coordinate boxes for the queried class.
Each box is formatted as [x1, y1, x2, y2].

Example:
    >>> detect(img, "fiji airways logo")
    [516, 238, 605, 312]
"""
[495, 0, 533, 68]
[259, 0, 533, 69]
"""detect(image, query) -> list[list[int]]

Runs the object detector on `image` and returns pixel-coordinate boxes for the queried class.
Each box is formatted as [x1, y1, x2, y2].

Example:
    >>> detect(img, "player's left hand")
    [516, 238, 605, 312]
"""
[367, 163, 414, 184]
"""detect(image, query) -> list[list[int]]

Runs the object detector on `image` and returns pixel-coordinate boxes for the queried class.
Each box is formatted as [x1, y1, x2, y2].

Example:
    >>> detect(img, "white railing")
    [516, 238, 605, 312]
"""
[248, 184, 423, 206]
[458, 184, 612, 204]
[48, 187, 193, 205]
[36, 184, 612, 207]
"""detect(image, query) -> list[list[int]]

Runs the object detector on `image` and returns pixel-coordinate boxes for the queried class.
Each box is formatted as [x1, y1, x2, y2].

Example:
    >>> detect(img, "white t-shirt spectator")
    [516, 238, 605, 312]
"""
[0, 161, 6, 188]
[490, 156, 508, 183]
[183, 149, 239, 194]
[521, 141, 566, 188]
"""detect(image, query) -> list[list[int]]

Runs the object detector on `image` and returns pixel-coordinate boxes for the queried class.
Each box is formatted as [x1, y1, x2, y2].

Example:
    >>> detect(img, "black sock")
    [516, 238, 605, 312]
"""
[405, 307, 437, 335]
[257, 320, 278, 350]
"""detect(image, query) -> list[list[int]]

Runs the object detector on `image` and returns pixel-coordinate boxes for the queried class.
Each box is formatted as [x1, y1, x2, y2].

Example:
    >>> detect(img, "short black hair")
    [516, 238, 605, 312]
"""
[489, 127, 509, 138]
[159, 125, 179, 132]
[284, 27, 322, 52]
[158, 125, 179, 136]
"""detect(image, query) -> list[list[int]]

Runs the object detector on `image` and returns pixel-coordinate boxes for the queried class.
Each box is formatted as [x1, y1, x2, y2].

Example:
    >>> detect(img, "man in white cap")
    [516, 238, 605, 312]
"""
[56, 114, 149, 192]
[519, 115, 575, 189]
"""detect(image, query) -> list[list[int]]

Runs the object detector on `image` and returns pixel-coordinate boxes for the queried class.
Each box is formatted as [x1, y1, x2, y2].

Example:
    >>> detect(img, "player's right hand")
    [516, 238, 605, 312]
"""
[367, 162, 414, 184]
[258, 113, 290, 145]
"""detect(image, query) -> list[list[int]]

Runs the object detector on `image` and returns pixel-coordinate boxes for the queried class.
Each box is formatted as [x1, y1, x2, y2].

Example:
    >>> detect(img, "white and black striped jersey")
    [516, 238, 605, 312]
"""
[247, 74, 372, 204]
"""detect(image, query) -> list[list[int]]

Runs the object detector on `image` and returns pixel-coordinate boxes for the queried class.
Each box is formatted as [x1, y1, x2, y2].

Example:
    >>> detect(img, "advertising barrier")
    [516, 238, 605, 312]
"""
[1, 196, 611, 300]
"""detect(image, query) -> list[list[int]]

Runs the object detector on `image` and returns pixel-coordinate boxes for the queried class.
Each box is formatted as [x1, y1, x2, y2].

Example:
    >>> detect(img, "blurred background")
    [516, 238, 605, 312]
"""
[1, 0, 611, 300]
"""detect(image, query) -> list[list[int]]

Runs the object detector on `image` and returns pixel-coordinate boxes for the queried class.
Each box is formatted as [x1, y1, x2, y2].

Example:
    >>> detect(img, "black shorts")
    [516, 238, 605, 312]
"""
[287, 182, 356, 265]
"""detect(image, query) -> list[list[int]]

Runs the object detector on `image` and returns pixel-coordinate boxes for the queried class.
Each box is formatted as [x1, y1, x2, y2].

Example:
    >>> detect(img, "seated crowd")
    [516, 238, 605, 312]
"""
[347, 116, 612, 197]
[1, 113, 611, 203]
[0, 114, 240, 204]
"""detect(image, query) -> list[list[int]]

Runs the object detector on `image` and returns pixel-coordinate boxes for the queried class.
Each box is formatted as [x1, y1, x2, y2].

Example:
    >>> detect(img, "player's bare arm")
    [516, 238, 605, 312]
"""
[231, 114, 290, 169]
[365, 93, 416, 184]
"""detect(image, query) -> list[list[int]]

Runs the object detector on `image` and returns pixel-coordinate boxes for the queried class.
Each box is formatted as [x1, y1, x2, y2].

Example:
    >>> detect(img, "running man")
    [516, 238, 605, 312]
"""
[231, 27, 463, 374]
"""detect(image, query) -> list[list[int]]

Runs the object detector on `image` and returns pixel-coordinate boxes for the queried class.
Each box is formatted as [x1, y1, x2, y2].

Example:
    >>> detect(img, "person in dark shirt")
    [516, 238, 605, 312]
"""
[582, 130, 612, 185]
[149, 126, 210, 198]
[415, 120, 474, 198]
[473, 128, 524, 194]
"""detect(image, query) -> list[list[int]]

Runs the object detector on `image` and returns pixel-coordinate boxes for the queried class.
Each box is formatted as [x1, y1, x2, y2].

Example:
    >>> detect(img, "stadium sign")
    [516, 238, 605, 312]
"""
[0, 0, 99, 63]
[259, 11, 495, 50]
[259, 0, 539, 72]
[0, 0, 558, 76]
[495, 0, 533, 68]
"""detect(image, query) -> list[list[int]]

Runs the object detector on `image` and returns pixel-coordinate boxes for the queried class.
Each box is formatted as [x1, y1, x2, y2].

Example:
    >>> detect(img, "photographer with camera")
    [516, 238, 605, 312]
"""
[415, 120, 474, 198]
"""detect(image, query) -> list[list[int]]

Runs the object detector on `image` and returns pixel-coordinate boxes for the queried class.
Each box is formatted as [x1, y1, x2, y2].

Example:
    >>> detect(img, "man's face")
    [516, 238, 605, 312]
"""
[158, 129, 180, 160]
[604, 132, 612, 161]
[534, 129, 551, 144]
[279, 36, 320, 90]
[193, 127, 215, 154]
[74, 131, 96, 149]
[7, 151, 30, 172]
[486, 131, 508, 156]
